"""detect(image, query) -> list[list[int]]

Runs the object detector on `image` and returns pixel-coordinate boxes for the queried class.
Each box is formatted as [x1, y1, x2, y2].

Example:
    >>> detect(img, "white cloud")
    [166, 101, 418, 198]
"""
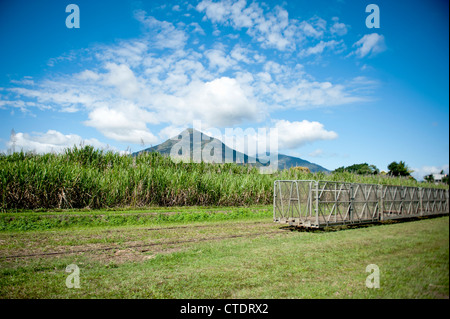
[299, 40, 345, 57]
[10, 77, 35, 86]
[8, 84, 97, 112]
[197, 0, 301, 51]
[0, 99, 40, 113]
[189, 22, 206, 35]
[196, 0, 229, 23]
[230, 44, 263, 64]
[102, 63, 140, 98]
[94, 39, 148, 68]
[173, 76, 262, 127]
[258, 78, 364, 109]
[134, 10, 188, 49]
[205, 47, 236, 72]
[411, 164, 449, 181]
[299, 17, 326, 39]
[83, 103, 159, 145]
[76, 70, 101, 81]
[330, 17, 348, 36]
[158, 125, 189, 140]
[5, 34, 361, 136]
[199, 119, 338, 156]
[274, 119, 338, 150]
[352, 33, 386, 58]
[263, 61, 287, 75]
[47, 51, 77, 67]
[6, 130, 125, 154]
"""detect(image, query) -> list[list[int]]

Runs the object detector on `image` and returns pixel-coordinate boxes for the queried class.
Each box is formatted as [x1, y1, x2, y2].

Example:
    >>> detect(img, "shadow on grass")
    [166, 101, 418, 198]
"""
[279, 214, 448, 233]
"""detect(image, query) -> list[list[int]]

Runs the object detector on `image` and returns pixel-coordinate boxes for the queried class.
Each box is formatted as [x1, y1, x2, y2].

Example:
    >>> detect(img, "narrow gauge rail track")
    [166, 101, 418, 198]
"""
[0, 223, 285, 259]
[106, 220, 270, 232]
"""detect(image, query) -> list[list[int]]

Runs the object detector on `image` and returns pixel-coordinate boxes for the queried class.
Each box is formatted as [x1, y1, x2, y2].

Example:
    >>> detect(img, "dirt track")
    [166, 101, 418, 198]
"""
[0, 220, 288, 264]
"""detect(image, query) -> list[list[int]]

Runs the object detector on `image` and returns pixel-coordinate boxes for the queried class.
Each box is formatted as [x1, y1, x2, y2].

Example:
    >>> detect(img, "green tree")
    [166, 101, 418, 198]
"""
[439, 170, 449, 185]
[333, 163, 379, 175]
[442, 175, 449, 185]
[424, 174, 434, 183]
[387, 161, 411, 177]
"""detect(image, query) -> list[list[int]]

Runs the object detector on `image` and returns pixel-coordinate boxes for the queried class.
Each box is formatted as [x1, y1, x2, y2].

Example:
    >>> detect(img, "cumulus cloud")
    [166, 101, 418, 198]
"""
[83, 104, 159, 145]
[352, 33, 386, 58]
[102, 63, 141, 98]
[170, 76, 262, 127]
[6, 130, 126, 154]
[330, 17, 348, 36]
[274, 119, 338, 150]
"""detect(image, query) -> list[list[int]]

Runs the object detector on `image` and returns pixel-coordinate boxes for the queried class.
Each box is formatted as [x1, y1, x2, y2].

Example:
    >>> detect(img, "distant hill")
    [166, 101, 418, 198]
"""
[276, 154, 329, 173]
[134, 128, 329, 173]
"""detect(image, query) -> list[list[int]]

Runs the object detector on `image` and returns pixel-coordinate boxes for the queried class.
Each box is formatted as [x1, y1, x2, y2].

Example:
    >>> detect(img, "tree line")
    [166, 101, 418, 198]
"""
[334, 161, 449, 185]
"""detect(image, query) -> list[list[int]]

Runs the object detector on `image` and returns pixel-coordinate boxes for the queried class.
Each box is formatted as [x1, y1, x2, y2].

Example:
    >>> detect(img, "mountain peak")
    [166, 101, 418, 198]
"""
[170, 128, 208, 140]
[134, 128, 329, 173]
[177, 127, 194, 135]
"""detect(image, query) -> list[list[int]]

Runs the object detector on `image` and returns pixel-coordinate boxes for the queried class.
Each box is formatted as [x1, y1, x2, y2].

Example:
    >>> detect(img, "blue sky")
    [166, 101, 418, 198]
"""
[0, 0, 448, 179]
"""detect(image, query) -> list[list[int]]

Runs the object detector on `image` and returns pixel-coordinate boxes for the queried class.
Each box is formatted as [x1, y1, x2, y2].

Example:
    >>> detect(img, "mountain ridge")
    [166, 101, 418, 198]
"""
[133, 128, 330, 173]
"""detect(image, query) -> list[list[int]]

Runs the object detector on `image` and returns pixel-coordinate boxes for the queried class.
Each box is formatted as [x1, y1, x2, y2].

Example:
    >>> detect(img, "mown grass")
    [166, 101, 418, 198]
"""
[0, 206, 272, 231]
[1, 146, 446, 211]
[0, 215, 448, 299]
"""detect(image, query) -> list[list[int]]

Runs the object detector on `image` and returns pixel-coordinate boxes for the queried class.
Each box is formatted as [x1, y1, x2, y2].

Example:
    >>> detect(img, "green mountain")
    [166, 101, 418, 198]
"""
[276, 154, 329, 173]
[134, 128, 329, 173]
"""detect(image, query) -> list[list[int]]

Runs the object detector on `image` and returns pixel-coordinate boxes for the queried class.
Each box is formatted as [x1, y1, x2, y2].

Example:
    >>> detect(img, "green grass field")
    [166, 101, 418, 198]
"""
[1, 147, 448, 299]
[0, 206, 448, 299]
